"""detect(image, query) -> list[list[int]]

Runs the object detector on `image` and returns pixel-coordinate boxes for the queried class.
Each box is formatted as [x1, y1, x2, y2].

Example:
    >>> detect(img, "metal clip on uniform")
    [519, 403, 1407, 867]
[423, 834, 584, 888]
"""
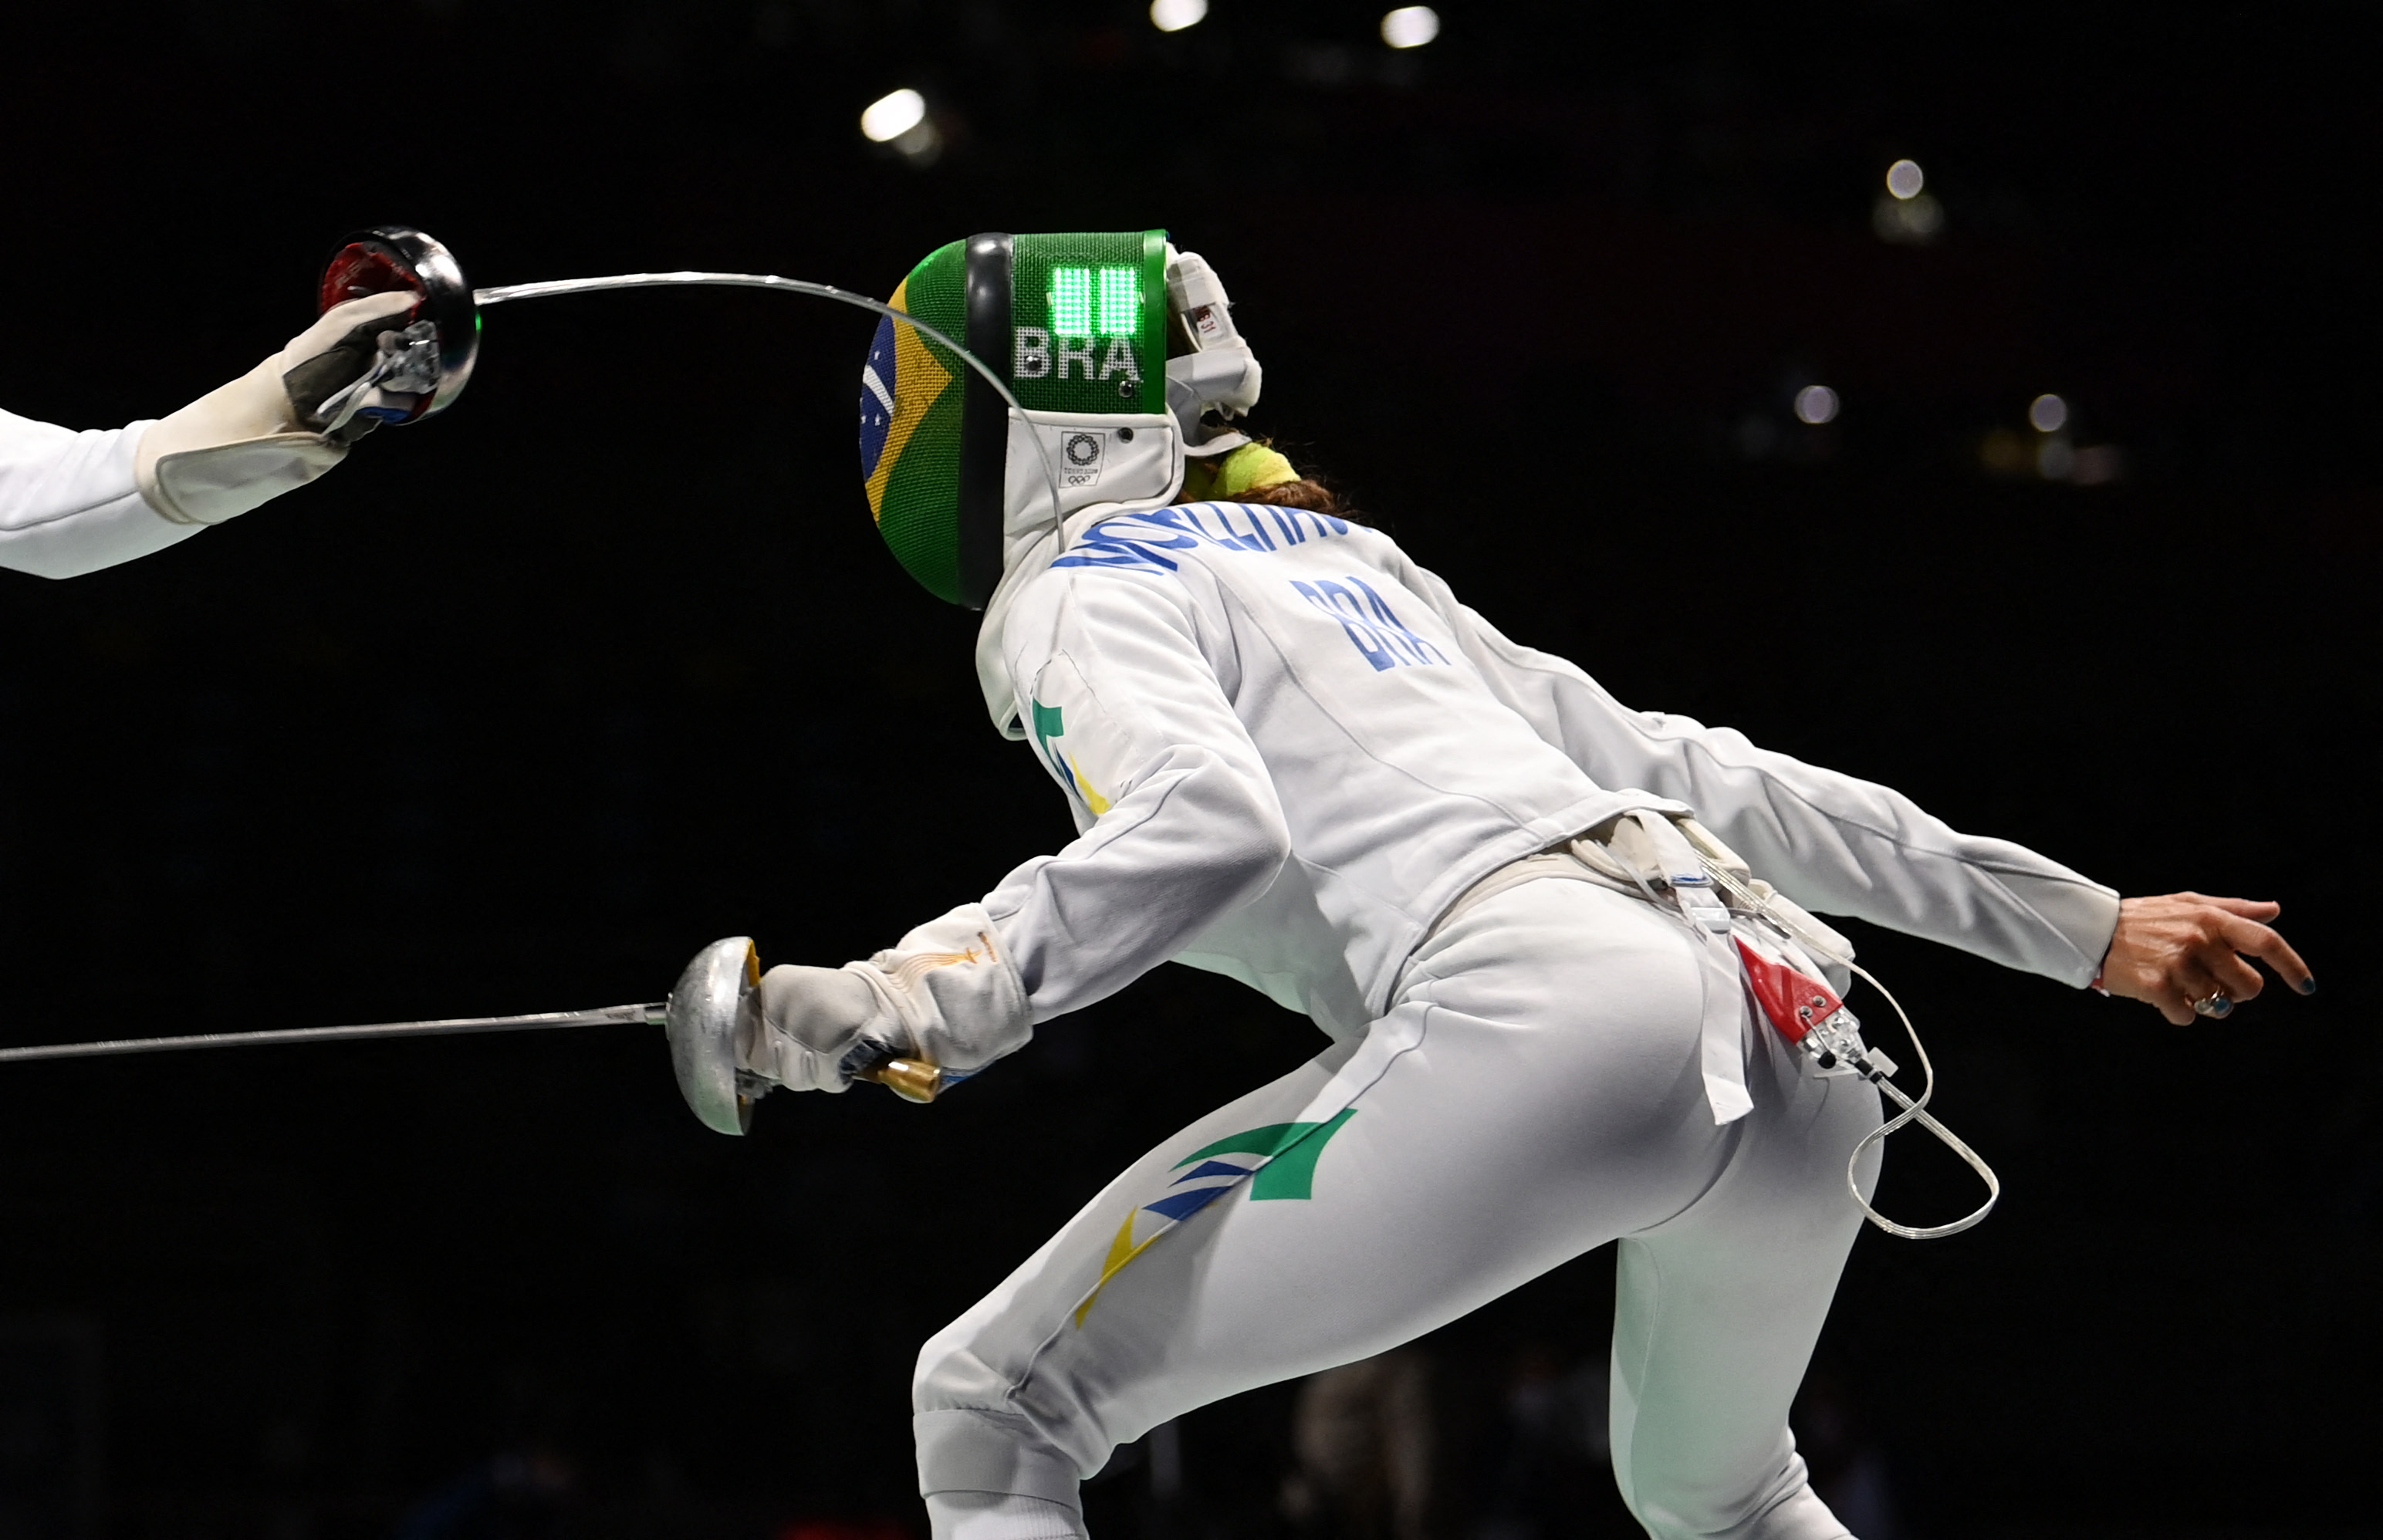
[1600, 812, 1757, 1126]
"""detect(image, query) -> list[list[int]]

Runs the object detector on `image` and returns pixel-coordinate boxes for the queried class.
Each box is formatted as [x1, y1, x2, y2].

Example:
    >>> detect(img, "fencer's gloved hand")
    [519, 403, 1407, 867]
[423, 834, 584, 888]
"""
[134, 290, 421, 527]
[736, 903, 1031, 1094]
[737, 964, 898, 1094]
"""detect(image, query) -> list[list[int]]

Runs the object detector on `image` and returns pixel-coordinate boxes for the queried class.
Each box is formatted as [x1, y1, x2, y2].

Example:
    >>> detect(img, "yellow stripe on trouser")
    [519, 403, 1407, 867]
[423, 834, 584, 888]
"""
[1071, 1215, 1164, 1327]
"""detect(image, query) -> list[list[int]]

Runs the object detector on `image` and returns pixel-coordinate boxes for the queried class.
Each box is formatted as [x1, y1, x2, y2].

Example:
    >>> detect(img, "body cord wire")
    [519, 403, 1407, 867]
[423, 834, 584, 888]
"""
[1698, 861, 2000, 1238]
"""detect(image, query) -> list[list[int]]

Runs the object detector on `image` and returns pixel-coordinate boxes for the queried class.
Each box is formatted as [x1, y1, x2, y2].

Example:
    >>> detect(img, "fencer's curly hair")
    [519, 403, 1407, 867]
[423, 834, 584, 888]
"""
[1239, 477, 1349, 517]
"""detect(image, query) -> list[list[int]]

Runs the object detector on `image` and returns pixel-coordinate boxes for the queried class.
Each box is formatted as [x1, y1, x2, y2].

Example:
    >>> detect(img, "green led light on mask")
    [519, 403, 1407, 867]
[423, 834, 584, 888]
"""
[1097, 267, 1141, 336]
[1051, 268, 1093, 338]
[1050, 266, 1143, 339]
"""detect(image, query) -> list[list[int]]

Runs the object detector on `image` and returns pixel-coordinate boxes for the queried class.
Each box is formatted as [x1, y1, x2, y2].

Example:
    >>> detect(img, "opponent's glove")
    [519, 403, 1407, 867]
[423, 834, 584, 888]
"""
[135, 290, 421, 527]
[737, 903, 1031, 1094]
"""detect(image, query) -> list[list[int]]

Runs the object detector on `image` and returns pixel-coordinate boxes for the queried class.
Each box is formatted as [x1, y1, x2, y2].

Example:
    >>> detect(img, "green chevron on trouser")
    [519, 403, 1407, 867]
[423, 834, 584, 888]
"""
[1174, 1109, 1357, 1200]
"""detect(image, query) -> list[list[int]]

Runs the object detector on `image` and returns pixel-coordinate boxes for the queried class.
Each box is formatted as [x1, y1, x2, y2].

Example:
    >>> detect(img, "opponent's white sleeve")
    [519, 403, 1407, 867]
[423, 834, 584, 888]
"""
[983, 570, 1295, 1022]
[0, 409, 197, 578]
[1397, 560, 2118, 985]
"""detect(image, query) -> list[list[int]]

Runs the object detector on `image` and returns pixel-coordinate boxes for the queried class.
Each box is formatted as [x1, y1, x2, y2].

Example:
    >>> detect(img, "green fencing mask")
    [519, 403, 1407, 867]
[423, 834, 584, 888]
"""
[857, 231, 1180, 608]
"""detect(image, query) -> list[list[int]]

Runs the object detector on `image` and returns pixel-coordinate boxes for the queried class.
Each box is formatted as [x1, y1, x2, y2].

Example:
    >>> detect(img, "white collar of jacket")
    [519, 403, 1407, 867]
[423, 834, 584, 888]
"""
[975, 407, 1186, 738]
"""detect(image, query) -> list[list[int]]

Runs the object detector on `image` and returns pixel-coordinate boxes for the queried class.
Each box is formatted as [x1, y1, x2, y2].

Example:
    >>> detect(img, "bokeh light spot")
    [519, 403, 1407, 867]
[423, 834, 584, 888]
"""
[1381, 6, 1440, 47]
[1886, 159, 1925, 199]
[1794, 385, 1840, 425]
[2029, 393, 2069, 433]
[1151, 0, 1208, 32]
[860, 89, 927, 144]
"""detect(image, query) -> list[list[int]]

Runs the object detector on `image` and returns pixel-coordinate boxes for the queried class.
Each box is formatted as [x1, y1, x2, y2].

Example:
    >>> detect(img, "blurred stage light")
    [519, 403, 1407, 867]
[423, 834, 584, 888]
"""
[1151, 0, 1207, 32]
[860, 89, 928, 144]
[860, 88, 940, 164]
[1381, 6, 1439, 47]
[1793, 385, 1839, 425]
[2037, 436, 2075, 481]
[2029, 393, 2069, 433]
[1875, 160, 1942, 243]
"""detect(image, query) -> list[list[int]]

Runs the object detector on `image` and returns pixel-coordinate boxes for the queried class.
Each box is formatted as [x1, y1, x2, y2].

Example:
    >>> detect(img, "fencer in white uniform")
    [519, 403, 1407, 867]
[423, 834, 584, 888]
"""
[1, 290, 419, 578]
[735, 231, 2313, 1540]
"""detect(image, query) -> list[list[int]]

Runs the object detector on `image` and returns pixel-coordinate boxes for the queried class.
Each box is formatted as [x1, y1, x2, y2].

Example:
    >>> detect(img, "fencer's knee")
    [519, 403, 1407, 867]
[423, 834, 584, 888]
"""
[913, 1320, 1016, 1417]
[912, 1331, 1085, 1510]
[913, 1404, 1084, 1512]
[914, 1329, 964, 1416]
[1617, 1457, 1850, 1540]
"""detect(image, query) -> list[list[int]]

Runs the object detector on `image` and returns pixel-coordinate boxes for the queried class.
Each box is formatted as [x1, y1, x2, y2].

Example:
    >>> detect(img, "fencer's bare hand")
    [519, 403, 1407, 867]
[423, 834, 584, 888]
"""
[2099, 893, 2314, 1025]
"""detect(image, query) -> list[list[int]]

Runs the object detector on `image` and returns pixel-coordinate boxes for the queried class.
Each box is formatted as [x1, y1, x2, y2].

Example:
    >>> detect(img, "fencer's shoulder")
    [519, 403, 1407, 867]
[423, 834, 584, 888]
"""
[1048, 500, 1377, 579]
[1005, 545, 1197, 645]
[997, 552, 1211, 697]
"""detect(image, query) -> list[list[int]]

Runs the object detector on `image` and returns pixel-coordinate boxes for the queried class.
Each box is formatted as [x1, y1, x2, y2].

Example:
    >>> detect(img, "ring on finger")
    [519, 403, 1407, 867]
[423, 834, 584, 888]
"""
[2192, 990, 2233, 1018]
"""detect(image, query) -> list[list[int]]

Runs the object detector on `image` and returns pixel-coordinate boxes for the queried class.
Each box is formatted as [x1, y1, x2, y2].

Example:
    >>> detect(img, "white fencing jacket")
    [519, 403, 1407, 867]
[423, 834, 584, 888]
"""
[0, 409, 193, 578]
[959, 500, 2118, 1049]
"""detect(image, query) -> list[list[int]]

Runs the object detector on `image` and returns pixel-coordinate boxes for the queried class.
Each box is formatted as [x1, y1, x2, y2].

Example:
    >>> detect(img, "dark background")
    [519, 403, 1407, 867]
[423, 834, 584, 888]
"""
[2, 2, 2376, 1538]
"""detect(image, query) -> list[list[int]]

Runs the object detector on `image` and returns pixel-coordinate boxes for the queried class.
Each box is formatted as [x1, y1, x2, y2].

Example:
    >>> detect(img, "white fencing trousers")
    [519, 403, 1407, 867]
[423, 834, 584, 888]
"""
[914, 878, 1885, 1540]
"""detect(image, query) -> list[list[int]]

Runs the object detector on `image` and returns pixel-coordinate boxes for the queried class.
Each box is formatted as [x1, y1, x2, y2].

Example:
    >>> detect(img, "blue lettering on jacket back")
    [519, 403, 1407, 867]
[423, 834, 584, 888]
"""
[1053, 502, 1353, 575]
[1292, 576, 1448, 671]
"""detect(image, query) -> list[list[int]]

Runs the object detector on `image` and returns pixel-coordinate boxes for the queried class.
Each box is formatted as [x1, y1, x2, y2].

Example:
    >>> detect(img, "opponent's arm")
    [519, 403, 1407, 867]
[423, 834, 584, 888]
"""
[0, 409, 176, 576]
[1, 292, 417, 579]
[742, 570, 1292, 1093]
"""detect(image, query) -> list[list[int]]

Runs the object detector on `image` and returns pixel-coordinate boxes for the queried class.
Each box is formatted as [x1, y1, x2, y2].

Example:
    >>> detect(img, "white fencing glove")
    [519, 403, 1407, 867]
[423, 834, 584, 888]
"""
[737, 903, 1031, 1093]
[135, 290, 421, 526]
